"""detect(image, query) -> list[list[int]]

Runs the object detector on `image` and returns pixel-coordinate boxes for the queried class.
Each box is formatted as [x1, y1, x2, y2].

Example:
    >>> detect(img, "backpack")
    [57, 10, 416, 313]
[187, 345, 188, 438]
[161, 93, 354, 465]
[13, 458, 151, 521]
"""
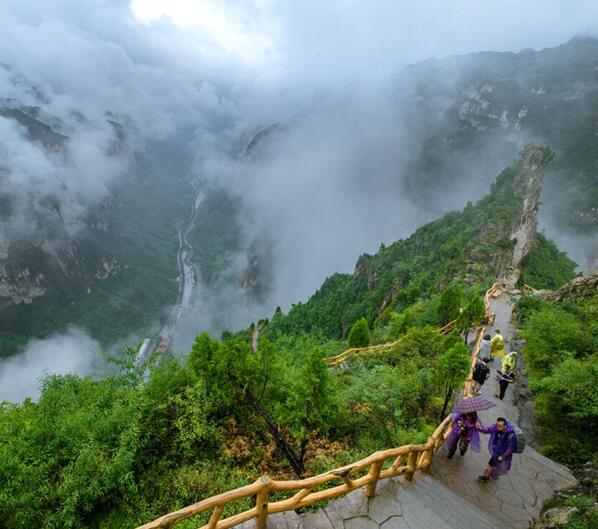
[512, 425, 526, 454]
[473, 362, 490, 382]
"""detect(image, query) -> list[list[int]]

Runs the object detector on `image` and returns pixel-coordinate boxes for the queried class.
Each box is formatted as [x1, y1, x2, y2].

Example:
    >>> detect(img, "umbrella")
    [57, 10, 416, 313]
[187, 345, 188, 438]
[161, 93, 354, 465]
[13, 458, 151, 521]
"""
[452, 395, 496, 415]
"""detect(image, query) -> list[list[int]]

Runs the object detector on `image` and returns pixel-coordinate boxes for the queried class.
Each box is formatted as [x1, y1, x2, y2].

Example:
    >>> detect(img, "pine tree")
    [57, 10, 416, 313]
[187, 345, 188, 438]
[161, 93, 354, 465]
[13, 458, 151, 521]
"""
[438, 284, 463, 326]
[286, 348, 336, 469]
[436, 340, 471, 418]
[348, 317, 371, 347]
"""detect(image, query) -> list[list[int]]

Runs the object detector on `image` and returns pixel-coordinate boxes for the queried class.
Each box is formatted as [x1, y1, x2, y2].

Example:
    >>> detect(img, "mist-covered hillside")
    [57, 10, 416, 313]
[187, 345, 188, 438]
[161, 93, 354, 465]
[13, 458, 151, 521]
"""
[0, 10, 596, 366]
[394, 37, 598, 270]
[0, 146, 587, 529]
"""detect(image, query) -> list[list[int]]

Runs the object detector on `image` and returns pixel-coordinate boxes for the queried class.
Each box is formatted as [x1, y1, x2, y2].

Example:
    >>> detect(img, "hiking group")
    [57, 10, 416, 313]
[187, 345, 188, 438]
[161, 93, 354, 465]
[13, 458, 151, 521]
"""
[446, 412, 525, 483]
[446, 327, 525, 483]
[472, 329, 517, 400]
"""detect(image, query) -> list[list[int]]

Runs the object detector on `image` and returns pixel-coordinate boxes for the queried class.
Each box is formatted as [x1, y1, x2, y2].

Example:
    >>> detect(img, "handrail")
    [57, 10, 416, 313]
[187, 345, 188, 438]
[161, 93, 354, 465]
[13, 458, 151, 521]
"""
[137, 283, 499, 529]
[329, 281, 499, 367]
[327, 317, 458, 366]
[523, 283, 538, 294]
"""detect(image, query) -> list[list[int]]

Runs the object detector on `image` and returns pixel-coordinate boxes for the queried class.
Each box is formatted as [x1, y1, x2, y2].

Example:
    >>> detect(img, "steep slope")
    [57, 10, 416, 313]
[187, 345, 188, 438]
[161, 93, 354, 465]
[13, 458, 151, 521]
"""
[394, 37, 598, 270]
[264, 146, 575, 340]
[0, 101, 194, 354]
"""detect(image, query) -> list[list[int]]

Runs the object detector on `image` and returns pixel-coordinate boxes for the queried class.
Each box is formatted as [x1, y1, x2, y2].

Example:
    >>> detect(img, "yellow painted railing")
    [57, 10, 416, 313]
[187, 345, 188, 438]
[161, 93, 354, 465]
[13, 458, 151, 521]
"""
[328, 283, 498, 367]
[137, 283, 499, 529]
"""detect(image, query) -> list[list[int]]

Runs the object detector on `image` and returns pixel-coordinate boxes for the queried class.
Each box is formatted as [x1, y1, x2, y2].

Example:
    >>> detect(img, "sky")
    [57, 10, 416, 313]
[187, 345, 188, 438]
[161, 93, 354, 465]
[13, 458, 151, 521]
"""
[0, 0, 596, 401]
[130, 0, 598, 85]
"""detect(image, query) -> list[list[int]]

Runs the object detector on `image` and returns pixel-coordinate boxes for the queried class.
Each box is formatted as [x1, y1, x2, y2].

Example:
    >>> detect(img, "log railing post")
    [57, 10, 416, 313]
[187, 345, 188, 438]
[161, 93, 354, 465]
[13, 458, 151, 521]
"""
[255, 475, 271, 529]
[207, 506, 224, 529]
[365, 460, 383, 497]
[404, 450, 418, 481]
[421, 437, 435, 470]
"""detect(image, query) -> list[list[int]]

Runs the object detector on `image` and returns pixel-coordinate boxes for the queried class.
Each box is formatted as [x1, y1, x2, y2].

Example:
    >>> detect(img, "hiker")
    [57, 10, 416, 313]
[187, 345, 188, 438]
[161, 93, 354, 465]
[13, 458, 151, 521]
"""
[480, 333, 492, 361]
[447, 412, 480, 459]
[502, 351, 518, 371]
[471, 357, 491, 395]
[495, 364, 515, 400]
[476, 417, 517, 482]
[490, 329, 505, 362]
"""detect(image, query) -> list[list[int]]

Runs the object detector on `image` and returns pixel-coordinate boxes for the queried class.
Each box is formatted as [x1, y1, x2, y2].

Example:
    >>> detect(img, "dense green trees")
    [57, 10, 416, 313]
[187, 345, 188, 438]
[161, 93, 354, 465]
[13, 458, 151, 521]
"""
[518, 234, 577, 290]
[518, 292, 598, 463]
[438, 284, 463, 326]
[348, 318, 371, 347]
[0, 317, 470, 528]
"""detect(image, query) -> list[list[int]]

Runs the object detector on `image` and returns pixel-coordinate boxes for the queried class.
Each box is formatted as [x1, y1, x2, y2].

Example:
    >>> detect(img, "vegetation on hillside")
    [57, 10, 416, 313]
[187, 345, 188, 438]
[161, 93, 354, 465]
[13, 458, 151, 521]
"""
[0, 324, 465, 529]
[263, 148, 557, 341]
[516, 290, 598, 463]
[518, 233, 578, 290]
[0, 150, 582, 528]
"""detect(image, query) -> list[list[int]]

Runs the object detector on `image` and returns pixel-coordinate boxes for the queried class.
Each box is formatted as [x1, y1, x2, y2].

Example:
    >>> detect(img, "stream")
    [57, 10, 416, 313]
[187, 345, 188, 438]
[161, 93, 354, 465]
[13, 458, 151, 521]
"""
[137, 187, 204, 364]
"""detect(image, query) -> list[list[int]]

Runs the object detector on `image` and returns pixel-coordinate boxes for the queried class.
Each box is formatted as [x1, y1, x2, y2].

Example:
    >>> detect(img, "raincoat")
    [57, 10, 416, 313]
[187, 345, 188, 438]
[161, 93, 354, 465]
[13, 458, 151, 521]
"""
[447, 413, 480, 452]
[491, 333, 505, 359]
[502, 352, 517, 371]
[478, 421, 517, 476]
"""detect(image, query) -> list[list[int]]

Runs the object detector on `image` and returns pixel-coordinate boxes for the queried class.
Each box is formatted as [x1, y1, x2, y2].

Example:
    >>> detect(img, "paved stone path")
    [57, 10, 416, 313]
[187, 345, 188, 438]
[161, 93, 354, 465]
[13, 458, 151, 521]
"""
[240, 290, 575, 529]
[430, 290, 575, 528]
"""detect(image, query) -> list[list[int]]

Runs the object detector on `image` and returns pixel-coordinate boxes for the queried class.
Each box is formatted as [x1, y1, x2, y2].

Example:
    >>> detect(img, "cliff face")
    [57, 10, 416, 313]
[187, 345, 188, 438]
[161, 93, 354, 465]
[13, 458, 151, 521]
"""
[497, 145, 552, 288]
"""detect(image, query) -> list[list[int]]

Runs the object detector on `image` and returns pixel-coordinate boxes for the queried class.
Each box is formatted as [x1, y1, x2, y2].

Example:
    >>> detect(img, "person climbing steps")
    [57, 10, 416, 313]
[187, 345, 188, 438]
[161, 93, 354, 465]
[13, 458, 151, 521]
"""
[446, 412, 480, 458]
[476, 417, 517, 482]
[490, 329, 505, 364]
[495, 364, 515, 400]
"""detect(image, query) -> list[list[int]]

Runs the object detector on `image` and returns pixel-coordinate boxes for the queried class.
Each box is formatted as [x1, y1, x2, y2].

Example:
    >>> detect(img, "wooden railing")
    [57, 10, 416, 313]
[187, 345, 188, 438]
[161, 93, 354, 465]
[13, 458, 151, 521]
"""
[523, 283, 538, 295]
[137, 416, 453, 529]
[137, 283, 499, 529]
[328, 282, 498, 367]
[327, 319, 458, 367]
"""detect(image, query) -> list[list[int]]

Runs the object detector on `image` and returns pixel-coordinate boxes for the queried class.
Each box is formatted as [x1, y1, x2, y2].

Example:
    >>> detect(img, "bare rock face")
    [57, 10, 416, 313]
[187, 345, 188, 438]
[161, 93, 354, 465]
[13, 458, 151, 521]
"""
[532, 507, 578, 529]
[549, 272, 598, 302]
[0, 265, 46, 308]
[498, 145, 552, 288]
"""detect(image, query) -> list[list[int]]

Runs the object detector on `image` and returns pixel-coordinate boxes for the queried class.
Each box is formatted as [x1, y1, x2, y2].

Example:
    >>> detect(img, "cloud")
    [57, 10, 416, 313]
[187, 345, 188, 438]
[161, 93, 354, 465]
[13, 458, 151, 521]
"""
[0, 327, 102, 402]
[0, 0, 596, 350]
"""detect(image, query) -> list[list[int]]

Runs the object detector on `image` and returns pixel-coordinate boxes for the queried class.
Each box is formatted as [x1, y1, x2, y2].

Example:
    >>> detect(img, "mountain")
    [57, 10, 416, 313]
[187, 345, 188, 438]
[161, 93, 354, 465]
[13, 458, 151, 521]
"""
[393, 37, 598, 270]
[262, 146, 576, 340]
[0, 95, 195, 355]
[0, 145, 586, 529]
[2, 38, 597, 356]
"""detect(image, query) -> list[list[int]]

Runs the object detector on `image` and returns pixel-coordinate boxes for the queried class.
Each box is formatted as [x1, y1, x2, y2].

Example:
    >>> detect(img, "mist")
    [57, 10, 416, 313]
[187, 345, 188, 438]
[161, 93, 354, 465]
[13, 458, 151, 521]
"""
[1, 0, 597, 385]
[0, 328, 102, 402]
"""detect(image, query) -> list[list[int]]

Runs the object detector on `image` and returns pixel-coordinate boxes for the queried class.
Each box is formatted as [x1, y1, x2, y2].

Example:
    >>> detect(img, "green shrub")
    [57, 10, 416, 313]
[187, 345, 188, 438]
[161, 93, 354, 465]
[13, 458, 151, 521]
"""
[348, 318, 371, 347]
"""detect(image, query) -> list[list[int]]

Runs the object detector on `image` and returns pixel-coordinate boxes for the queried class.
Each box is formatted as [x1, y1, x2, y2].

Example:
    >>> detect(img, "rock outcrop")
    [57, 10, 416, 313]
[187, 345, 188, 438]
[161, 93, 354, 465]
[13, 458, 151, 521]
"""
[498, 145, 553, 288]
[549, 272, 598, 302]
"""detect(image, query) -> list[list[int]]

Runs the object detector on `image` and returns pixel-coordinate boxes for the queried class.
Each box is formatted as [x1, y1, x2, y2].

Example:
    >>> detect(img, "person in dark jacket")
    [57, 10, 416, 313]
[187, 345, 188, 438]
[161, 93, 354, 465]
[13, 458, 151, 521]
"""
[476, 417, 517, 482]
[471, 357, 491, 395]
[495, 364, 515, 400]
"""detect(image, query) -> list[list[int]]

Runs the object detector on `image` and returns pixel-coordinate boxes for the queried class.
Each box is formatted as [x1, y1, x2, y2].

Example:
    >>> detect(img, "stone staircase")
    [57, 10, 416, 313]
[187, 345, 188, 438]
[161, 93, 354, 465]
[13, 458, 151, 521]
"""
[258, 290, 574, 529]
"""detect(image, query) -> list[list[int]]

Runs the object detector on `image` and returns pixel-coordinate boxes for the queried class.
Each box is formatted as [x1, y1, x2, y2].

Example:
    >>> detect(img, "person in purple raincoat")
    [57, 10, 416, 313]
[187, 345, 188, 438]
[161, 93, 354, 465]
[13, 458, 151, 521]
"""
[447, 412, 480, 458]
[476, 417, 517, 482]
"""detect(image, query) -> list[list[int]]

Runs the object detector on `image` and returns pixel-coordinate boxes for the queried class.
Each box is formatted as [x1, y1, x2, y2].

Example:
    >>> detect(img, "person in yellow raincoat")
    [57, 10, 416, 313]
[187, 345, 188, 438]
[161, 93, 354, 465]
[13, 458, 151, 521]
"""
[491, 329, 505, 361]
[502, 351, 517, 371]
